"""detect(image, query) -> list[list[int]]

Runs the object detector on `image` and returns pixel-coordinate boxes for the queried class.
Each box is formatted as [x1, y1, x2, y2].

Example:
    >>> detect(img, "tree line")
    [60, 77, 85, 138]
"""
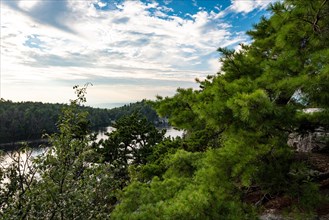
[107, 100, 163, 126]
[0, 99, 160, 145]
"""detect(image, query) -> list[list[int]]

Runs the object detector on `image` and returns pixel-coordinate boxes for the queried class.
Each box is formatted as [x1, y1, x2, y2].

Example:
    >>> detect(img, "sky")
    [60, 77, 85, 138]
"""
[1, 0, 277, 108]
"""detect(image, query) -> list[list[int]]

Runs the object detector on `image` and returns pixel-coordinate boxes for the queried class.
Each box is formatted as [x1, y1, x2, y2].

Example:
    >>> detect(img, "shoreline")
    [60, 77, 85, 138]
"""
[0, 139, 49, 152]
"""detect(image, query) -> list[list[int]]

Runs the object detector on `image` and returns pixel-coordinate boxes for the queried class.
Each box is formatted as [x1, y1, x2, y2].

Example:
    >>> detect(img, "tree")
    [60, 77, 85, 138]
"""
[0, 86, 168, 219]
[0, 147, 38, 219]
[97, 113, 165, 188]
[0, 85, 119, 219]
[26, 85, 119, 219]
[0, 98, 111, 145]
[113, 0, 329, 218]
[107, 100, 162, 126]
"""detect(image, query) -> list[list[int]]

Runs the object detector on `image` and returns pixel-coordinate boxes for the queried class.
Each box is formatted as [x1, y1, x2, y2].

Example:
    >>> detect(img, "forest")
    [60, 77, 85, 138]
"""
[0, 98, 160, 145]
[1, 0, 329, 219]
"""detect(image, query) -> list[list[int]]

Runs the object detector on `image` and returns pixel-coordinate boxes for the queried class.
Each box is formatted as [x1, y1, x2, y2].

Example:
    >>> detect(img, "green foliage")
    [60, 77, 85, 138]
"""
[0, 86, 170, 219]
[28, 85, 118, 219]
[113, 149, 258, 220]
[114, 0, 329, 218]
[0, 98, 111, 145]
[0, 85, 119, 219]
[155, 88, 203, 131]
[107, 100, 162, 126]
[0, 146, 38, 219]
[96, 112, 165, 189]
[131, 138, 183, 182]
[99, 113, 165, 164]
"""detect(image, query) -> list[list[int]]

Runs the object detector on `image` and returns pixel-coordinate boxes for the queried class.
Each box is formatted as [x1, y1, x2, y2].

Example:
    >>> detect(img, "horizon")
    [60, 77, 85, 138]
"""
[0, 97, 133, 109]
[1, 0, 278, 107]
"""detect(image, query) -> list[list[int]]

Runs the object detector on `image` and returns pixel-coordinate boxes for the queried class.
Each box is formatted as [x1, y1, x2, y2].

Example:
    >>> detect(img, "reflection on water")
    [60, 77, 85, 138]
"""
[96, 126, 184, 141]
[163, 127, 184, 138]
[1, 127, 184, 167]
[95, 126, 116, 141]
[1, 147, 47, 168]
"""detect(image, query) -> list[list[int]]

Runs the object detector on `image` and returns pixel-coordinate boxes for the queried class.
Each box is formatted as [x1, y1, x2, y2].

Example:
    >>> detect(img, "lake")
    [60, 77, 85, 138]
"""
[96, 126, 184, 141]
[1, 126, 184, 167]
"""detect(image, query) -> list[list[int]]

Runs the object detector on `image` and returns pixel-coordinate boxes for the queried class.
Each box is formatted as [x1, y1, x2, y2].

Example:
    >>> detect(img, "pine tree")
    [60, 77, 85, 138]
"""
[113, 0, 329, 218]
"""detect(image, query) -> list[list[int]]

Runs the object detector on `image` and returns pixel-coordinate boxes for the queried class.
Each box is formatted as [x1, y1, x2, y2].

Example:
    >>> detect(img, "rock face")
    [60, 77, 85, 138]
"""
[320, 214, 329, 220]
[288, 128, 329, 153]
[259, 210, 285, 220]
[258, 127, 329, 219]
[288, 127, 329, 184]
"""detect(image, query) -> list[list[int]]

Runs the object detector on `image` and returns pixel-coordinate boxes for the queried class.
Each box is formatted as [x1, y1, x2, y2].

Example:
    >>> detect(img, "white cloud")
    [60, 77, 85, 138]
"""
[163, 0, 173, 5]
[18, 0, 39, 11]
[208, 58, 222, 74]
[97, 1, 107, 8]
[1, 0, 251, 105]
[230, 0, 277, 14]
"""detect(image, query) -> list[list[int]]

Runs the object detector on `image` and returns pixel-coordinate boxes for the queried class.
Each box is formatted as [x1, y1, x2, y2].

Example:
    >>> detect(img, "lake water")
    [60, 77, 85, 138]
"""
[1, 127, 184, 167]
[0, 147, 47, 172]
[96, 126, 184, 141]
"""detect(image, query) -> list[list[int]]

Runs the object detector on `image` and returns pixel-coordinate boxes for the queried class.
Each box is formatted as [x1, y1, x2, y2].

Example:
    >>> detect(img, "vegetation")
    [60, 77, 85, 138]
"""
[0, 98, 160, 146]
[0, 0, 328, 219]
[95, 112, 166, 189]
[107, 100, 163, 126]
[113, 0, 329, 218]
[0, 99, 111, 144]
[0, 85, 166, 219]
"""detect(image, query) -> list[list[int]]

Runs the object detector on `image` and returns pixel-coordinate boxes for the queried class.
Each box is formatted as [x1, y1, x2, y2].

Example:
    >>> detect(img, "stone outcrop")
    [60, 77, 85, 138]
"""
[288, 127, 329, 153]
[259, 210, 285, 220]
[258, 127, 329, 219]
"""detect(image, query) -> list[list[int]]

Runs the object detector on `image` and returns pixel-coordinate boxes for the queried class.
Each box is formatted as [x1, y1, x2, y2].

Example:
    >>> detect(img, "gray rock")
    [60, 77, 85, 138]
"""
[259, 209, 285, 220]
[288, 128, 329, 152]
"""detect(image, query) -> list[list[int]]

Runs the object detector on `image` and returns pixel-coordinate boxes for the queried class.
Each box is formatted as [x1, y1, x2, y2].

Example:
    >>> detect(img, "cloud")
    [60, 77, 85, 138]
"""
[3, 0, 75, 34]
[163, 0, 173, 5]
[112, 16, 130, 24]
[97, 1, 107, 8]
[229, 0, 277, 14]
[207, 58, 221, 74]
[1, 0, 255, 104]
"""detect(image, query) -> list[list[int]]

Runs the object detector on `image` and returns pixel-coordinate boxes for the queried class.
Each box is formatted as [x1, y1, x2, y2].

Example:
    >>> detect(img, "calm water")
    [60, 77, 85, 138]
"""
[1, 147, 47, 169]
[164, 127, 184, 138]
[1, 127, 184, 166]
[96, 126, 184, 141]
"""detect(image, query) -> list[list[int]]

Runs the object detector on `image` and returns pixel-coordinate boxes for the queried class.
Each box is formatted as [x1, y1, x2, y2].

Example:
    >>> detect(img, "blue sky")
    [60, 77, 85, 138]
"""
[1, 0, 277, 108]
